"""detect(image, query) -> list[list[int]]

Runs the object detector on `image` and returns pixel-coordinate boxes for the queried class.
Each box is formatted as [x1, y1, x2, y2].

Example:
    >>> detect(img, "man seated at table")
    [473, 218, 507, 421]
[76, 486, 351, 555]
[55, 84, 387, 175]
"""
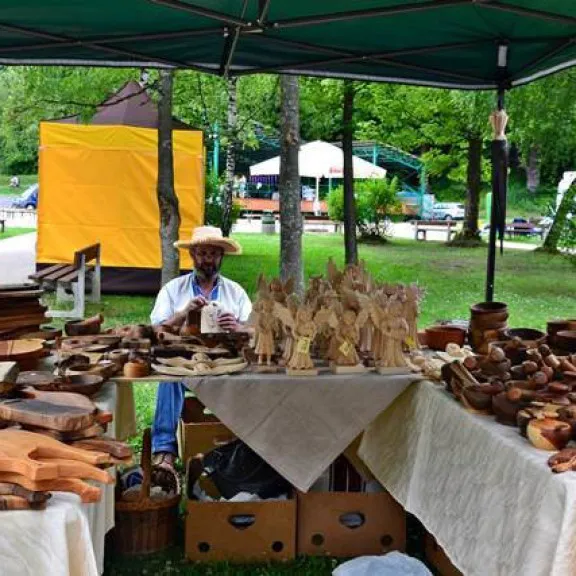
[150, 226, 252, 473]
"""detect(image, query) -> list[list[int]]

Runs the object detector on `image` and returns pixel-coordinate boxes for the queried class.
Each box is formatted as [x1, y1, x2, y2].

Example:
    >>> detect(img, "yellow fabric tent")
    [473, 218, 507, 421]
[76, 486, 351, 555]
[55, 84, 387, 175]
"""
[38, 122, 204, 292]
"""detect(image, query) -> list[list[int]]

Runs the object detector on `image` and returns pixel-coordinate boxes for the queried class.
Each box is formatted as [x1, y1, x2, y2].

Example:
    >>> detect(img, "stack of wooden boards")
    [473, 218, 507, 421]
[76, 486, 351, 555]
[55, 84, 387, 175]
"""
[0, 284, 49, 340]
[0, 361, 132, 509]
[0, 429, 119, 509]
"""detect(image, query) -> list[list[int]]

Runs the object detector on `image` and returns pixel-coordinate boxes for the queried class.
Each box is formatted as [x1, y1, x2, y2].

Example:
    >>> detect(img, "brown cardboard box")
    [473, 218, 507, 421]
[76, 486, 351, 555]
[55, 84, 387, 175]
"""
[425, 532, 463, 576]
[178, 397, 236, 463]
[297, 490, 406, 557]
[185, 495, 296, 562]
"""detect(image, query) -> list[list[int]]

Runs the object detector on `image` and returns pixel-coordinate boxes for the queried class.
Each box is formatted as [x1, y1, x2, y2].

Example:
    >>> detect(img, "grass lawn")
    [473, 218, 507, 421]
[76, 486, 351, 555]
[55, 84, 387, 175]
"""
[0, 174, 37, 196]
[0, 227, 36, 240]
[53, 233, 573, 575]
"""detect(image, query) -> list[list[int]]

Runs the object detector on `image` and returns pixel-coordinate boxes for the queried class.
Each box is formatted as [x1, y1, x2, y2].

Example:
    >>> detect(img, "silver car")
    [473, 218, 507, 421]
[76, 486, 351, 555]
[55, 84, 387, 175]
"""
[432, 202, 465, 220]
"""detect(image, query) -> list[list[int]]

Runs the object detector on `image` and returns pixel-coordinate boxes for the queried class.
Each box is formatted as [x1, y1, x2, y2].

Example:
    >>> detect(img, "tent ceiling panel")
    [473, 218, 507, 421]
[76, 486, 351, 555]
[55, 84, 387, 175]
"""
[0, 1, 574, 87]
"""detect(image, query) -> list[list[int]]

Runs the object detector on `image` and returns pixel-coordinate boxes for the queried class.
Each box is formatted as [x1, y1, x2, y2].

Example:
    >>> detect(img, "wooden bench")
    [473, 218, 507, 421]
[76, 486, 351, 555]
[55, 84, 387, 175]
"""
[411, 219, 458, 242]
[29, 243, 101, 319]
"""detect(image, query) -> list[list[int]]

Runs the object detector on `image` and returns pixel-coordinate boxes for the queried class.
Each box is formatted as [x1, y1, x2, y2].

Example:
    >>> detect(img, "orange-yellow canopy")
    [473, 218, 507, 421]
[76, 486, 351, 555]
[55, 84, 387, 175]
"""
[38, 122, 204, 271]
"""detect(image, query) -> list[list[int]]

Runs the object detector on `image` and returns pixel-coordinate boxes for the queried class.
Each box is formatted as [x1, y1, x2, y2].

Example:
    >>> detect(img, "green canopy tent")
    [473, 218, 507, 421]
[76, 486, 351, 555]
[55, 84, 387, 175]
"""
[1, 0, 575, 299]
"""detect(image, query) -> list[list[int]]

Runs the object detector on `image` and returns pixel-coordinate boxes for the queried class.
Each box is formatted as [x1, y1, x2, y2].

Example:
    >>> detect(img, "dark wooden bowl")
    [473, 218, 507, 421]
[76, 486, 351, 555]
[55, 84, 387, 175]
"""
[425, 325, 466, 350]
[556, 331, 576, 353]
[49, 374, 105, 397]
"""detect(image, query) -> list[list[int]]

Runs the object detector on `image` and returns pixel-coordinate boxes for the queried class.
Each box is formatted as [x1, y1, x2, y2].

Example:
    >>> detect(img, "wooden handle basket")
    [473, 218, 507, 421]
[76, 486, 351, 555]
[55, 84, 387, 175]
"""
[114, 428, 180, 555]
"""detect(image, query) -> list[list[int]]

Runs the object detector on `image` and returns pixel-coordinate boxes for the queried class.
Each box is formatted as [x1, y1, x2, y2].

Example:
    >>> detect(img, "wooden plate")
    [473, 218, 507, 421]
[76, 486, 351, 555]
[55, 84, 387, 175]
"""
[0, 339, 45, 361]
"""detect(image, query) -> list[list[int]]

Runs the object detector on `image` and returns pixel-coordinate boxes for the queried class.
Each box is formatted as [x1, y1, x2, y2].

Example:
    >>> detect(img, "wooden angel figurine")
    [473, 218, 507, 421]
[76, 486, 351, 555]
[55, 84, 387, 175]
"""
[370, 293, 410, 372]
[252, 298, 278, 369]
[270, 276, 294, 306]
[274, 302, 318, 376]
[317, 307, 369, 373]
[404, 283, 424, 350]
[280, 293, 300, 366]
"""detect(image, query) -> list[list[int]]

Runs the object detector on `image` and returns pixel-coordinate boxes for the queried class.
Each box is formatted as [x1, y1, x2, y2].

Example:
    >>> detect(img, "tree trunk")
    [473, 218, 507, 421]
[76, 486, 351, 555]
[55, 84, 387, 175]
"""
[526, 145, 540, 193]
[279, 75, 303, 293]
[342, 80, 358, 265]
[156, 69, 180, 286]
[462, 135, 482, 239]
[541, 185, 576, 252]
[221, 76, 237, 237]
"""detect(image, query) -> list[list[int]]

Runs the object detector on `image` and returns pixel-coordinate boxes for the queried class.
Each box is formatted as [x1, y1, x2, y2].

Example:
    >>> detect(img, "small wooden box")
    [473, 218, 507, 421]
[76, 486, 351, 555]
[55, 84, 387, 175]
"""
[178, 397, 235, 463]
[185, 495, 296, 562]
[425, 532, 463, 576]
[297, 490, 406, 557]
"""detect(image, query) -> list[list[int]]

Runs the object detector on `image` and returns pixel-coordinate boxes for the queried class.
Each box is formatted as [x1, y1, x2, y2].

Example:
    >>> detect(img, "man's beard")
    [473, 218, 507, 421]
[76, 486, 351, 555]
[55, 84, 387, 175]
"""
[195, 263, 220, 281]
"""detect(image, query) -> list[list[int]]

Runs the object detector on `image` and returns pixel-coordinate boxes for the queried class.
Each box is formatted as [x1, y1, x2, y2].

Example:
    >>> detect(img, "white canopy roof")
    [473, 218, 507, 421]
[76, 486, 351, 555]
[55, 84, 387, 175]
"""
[249, 140, 386, 179]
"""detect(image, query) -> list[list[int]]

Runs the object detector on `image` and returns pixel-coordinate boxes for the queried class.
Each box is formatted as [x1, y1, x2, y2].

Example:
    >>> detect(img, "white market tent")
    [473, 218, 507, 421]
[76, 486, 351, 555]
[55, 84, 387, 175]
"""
[249, 140, 386, 213]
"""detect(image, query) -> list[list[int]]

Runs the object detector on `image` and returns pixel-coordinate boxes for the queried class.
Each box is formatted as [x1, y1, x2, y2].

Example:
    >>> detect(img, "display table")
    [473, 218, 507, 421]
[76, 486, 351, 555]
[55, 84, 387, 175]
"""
[0, 381, 124, 576]
[359, 380, 576, 576]
[184, 369, 420, 491]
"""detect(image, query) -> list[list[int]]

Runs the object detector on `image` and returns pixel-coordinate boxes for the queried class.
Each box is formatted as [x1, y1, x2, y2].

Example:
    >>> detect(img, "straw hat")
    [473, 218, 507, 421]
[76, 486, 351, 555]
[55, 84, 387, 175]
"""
[174, 226, 241, 254]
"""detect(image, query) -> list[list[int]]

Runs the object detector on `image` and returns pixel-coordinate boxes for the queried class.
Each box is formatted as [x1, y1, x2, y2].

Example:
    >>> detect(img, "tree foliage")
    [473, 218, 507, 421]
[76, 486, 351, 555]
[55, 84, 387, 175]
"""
[328, 177, 400, 239]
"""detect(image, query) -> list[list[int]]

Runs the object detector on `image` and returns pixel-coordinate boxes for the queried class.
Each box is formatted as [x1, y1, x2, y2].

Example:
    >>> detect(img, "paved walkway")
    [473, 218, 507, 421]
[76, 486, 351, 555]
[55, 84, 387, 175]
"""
[0, 232, 36, 285]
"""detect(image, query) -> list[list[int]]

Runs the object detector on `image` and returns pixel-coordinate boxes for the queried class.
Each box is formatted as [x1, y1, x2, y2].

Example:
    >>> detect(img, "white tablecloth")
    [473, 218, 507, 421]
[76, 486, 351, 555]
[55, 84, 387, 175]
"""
[185, 369, 419, 491]
[0, 382, 120, 576]
[359, 380, 576, 576]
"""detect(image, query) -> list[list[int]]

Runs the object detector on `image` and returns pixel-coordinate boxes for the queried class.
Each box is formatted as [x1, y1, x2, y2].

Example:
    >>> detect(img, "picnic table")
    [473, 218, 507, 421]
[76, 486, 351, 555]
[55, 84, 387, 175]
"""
[505, 221, 544, 239]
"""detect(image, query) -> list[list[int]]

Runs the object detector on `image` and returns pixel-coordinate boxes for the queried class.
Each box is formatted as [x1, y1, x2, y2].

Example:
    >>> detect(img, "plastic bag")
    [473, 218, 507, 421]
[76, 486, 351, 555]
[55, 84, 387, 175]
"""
[333, 552, 432, 576]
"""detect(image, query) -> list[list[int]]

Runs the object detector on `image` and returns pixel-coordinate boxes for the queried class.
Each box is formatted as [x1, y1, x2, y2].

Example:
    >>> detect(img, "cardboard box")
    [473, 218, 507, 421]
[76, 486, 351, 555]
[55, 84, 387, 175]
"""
[178, 396, 236, 463]
[185, 495, 296, 562]
[425, 532, 463, 576]
[297, 490, 406, 557]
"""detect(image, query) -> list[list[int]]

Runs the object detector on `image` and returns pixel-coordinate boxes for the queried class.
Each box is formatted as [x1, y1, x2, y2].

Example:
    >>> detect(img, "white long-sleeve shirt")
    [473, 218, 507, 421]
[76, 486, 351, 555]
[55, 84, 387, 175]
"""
[150, 273, 252, 325]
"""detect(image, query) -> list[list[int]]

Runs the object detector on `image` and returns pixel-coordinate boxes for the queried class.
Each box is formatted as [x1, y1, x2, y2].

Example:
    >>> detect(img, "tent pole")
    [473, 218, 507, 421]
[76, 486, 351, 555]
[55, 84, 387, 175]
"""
[485, 86, 507, 302]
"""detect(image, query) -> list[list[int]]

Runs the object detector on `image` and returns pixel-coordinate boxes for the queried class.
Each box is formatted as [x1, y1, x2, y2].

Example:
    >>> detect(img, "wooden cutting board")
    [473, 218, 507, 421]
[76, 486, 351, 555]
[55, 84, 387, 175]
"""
[0, 430, 110, 466]
[71, 437, 133, 460]
[0, 481, 51, 505]
[0, 448, 60, 481]
[0, 472, 101, 503]
[36, 457, 113, 484]
[0, 398, 95, 432]
[0, 495, 37, 510]
[20, 386, 98, 413]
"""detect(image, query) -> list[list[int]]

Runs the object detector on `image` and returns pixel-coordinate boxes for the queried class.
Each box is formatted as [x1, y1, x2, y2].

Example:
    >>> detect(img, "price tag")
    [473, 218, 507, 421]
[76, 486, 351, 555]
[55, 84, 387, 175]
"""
[297, 337, 311, 354]
[339, 340, 352, 356]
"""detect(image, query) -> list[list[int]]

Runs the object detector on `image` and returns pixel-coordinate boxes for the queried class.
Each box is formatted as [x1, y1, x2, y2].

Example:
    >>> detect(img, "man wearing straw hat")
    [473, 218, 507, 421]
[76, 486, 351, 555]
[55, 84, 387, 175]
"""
[150, 226, 252, 472]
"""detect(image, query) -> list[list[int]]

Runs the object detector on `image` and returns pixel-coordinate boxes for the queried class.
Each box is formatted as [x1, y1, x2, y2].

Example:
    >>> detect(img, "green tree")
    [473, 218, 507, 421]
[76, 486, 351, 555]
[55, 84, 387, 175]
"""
[328, 176, 400, 240]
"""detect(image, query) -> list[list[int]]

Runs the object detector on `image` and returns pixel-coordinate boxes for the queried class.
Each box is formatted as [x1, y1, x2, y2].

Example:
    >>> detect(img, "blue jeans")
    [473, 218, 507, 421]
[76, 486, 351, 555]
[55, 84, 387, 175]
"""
[152, 381, 185, 455]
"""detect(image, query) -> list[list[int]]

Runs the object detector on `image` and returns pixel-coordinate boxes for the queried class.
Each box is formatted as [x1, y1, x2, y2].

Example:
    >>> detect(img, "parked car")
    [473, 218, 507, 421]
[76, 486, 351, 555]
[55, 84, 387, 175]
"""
[11, 183, 38, 209]
[431, 202, 465, 220]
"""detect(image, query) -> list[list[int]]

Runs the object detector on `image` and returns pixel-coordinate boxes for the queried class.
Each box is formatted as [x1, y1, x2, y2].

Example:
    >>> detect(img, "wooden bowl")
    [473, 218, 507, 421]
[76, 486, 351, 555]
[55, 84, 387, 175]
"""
[123, 361, 150, 379]
[470, 301, 508, 315]
[16, 370, 60, 388]
[555, 331, 576, 353]
[57, 374, 105, 397]
[64, 314, 103, 337]
[424, 325, 466, 350]
[527, 418, 572, 451]
[501, 328, 546, 345]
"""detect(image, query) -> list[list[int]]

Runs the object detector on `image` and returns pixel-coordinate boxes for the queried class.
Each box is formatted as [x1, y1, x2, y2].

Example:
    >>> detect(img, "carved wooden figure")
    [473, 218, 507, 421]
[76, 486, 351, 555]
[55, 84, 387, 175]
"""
[274, 302, 318, 376]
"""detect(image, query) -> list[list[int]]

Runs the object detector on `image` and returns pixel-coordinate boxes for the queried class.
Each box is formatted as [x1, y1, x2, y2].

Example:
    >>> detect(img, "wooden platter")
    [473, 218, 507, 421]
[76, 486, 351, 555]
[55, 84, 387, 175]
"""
[0, 339, 45, 361]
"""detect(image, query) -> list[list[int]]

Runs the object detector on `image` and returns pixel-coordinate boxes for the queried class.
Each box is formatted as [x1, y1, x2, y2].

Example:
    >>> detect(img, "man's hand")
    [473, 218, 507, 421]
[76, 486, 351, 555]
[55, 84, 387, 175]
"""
[185, 295, 208, 312]
[217, 311, 239, 332]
